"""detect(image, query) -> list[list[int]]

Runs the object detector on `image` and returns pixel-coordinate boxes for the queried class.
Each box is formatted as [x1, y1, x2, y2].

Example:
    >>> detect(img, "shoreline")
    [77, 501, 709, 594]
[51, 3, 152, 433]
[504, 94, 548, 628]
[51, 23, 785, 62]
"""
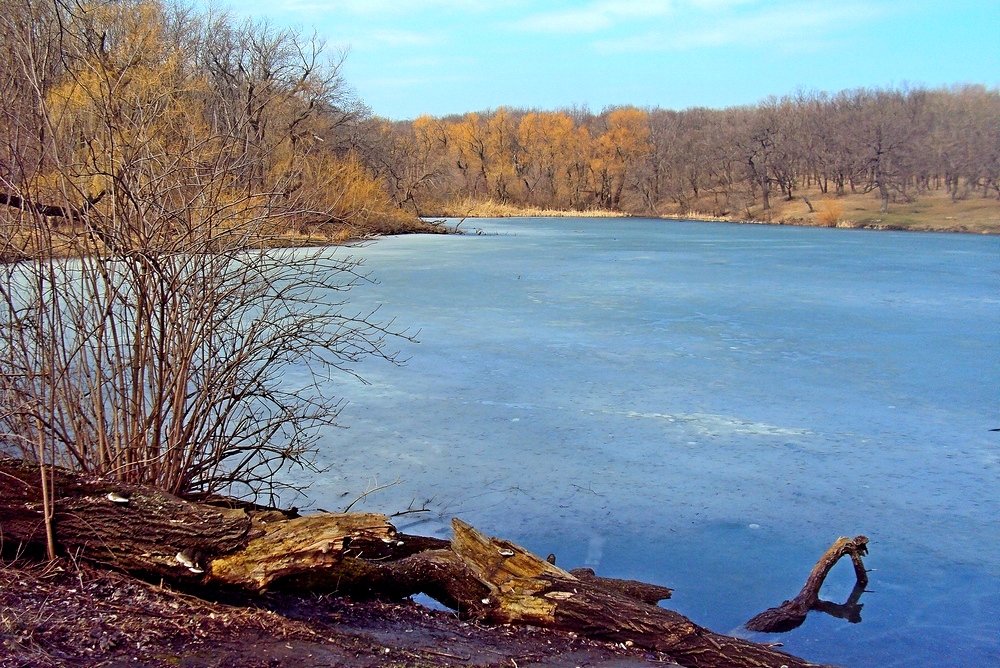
[658, 213, 1000, 235]
[0, 559, 668, 667]
[430, 211, 999, 235]
[426, 192, 1000, 235]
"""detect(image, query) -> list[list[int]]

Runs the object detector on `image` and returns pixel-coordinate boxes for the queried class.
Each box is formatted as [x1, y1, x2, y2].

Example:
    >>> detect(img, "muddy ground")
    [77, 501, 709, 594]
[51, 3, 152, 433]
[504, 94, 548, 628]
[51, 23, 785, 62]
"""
[0, 560, 678, 667]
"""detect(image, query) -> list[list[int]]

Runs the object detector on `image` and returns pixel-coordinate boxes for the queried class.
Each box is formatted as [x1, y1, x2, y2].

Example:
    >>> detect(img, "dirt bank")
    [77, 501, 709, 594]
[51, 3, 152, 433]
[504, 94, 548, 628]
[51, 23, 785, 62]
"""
[0, 560, 676, 667]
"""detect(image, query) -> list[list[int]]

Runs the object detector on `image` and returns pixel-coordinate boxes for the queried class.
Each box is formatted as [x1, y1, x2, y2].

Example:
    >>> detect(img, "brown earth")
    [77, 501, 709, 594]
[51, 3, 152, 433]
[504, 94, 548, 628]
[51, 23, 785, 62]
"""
[0, 560, 678, 668]
[746, 188, 1000, 234]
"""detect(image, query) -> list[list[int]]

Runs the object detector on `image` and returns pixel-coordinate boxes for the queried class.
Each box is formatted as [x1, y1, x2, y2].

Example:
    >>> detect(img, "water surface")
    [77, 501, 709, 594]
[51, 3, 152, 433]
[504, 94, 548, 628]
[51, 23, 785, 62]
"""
[291, 218, 999, 667]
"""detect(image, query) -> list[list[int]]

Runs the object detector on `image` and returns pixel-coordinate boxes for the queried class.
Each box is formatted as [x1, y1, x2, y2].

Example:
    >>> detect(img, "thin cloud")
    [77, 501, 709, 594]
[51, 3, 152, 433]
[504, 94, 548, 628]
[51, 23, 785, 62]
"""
[368, 29, 437, 47]
[234, 0, 505, 20]
[277, 0, 504, 16]
[366, 73, 474, 89]
[593, 1, 889, 53]
[514, 0, 674, 34]
[686, 0, 755, 9]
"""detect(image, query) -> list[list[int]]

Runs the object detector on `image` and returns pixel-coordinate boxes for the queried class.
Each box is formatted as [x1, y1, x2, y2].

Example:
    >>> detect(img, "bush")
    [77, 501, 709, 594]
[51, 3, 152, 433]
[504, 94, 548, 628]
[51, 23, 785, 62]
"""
[816, 199, 844, 226]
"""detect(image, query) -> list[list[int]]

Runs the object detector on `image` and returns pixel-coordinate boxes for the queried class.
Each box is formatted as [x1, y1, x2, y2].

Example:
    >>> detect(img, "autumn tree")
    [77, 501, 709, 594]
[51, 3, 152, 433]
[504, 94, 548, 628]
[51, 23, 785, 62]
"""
[517, 111, 590, 209]
[483, 108, 520, 203]
[590, 107, 650, 210]
[445, 112, 490, 200]
[383, 86, 998, 217]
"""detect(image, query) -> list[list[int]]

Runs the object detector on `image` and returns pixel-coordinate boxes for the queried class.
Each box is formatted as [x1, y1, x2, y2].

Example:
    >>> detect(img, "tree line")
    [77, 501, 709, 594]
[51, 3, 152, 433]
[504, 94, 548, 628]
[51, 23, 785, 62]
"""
[0, 0, 412, 261]
[3, 2, 997, 236]
[358, 86, 1000, 218]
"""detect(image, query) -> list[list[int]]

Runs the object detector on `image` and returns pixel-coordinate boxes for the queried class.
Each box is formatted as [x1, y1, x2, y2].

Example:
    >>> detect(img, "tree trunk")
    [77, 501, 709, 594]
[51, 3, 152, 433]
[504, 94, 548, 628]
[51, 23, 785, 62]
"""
[0, 458, 831, 668]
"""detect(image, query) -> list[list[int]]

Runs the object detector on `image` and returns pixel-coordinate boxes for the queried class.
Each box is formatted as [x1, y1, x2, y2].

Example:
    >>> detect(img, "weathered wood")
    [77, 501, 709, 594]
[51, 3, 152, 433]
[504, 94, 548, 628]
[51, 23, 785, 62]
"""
[209, 512, 398, 590]
[746, 535, 869, 633]
[0, 458, 832, 668]
[0, 457, 249, 577]
[568, 567, 673, 604]
[449, 519, 828, 668]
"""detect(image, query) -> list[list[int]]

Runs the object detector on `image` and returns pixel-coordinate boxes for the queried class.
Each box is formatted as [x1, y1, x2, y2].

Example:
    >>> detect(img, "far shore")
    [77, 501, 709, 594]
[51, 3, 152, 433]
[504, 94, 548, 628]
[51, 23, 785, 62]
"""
[426, 192, 1000, 235]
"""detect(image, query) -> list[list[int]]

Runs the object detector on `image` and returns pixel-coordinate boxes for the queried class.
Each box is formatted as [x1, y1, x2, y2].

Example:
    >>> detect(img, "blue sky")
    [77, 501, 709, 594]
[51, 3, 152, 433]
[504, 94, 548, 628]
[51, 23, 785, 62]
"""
[232, 0, 1000, 120]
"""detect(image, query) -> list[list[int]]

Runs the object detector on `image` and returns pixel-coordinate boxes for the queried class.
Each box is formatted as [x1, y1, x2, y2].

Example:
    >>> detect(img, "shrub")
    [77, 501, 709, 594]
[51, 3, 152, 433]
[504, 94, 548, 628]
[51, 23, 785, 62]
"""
[816, 199, 844, 227]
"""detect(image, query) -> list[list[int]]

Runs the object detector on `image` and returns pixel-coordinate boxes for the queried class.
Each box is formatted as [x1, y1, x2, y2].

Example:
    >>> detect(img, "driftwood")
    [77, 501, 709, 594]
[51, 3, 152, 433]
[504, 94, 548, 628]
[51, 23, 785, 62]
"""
[1, 458, 833, 668]
[746, 535, 869, 633]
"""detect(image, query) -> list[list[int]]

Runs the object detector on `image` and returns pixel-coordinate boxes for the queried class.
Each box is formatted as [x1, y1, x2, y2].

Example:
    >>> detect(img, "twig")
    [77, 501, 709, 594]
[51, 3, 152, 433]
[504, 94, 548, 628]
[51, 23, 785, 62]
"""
[342, 477, 401, 513]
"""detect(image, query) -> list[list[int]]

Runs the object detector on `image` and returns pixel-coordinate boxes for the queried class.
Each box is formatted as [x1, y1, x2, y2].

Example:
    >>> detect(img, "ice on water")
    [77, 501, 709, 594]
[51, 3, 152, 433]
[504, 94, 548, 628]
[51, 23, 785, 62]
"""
[287, 218, 999, 667]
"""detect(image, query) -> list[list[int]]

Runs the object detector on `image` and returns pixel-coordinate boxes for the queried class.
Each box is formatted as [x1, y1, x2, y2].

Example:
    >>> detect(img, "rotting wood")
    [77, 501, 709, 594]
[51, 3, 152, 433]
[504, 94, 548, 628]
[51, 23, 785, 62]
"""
[568, 567, 673, 604]
[1, 458, 834, 668]
[450, 519, 826, 668]
[746, 535, 869, 633]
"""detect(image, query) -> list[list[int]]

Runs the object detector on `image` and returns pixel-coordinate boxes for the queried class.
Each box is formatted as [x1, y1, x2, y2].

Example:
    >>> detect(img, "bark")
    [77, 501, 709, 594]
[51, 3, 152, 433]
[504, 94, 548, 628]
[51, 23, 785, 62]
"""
[0, 458, 832, 668]
[568, 567, 674, 605]
[448, 519, 826, 668]
[0, 457, 250, 577]
[745, 535, 869, 633]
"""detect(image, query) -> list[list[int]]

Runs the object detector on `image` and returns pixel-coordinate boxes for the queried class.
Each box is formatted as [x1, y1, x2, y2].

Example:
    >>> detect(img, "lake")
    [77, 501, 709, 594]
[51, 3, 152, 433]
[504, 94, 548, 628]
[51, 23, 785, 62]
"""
[291, 218, 999, 667]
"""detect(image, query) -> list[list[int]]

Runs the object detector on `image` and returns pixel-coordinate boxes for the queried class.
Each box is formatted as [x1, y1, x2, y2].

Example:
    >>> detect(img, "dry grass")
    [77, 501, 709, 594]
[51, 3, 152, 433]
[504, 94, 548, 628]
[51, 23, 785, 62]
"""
[437, 198, 626, 219]
[435, 191, 999, 234]
[815, 199, 844, 227]
[768, 189, 1000, 233]
[0, 214, 446, 264]
[665, 188, 1000, 234]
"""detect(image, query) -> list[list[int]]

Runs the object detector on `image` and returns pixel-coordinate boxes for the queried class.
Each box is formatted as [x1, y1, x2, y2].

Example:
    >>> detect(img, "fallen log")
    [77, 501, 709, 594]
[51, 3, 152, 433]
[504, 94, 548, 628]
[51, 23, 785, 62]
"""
[746, 535, 869, 633]
[448, 519, 828, 668]
[568, 567, 674, 604]
[1, 458, 831, 668]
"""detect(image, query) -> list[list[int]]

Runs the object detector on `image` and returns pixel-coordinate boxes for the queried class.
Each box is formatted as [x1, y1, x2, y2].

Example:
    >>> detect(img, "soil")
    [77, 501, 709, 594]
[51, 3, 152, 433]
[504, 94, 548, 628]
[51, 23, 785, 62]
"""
[0, 560, 677, 668]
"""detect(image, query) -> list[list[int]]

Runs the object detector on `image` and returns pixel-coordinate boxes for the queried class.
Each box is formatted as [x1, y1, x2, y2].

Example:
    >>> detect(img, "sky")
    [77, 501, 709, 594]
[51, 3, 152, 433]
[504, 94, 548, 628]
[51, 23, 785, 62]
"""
[230, 0, 1000, 120]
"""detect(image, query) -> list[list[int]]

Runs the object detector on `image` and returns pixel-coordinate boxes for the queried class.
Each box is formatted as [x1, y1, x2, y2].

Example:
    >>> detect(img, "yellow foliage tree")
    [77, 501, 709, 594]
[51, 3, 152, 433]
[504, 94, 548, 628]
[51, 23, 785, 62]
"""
[446, 113, 489, 198]
[518, 111, 587, 208]
[484, 108, 519, 203]
[592, 107, 650, 210]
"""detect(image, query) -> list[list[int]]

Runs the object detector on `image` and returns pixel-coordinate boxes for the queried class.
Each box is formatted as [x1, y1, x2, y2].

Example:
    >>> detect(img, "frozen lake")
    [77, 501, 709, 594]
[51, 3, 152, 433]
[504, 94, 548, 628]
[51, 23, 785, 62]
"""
[293, 218, 999, 667]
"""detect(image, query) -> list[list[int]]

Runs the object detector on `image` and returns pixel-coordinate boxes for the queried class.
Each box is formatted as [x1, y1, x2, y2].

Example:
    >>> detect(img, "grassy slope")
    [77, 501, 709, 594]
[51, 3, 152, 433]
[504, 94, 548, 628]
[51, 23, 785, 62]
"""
[432, 190, 1000, 234]
[761, 189, 1000, 234]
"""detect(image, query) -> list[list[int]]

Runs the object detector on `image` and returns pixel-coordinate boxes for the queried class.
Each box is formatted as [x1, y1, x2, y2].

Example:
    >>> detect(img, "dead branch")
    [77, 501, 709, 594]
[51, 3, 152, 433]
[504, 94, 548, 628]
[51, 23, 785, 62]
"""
[745, 535, 869, 633]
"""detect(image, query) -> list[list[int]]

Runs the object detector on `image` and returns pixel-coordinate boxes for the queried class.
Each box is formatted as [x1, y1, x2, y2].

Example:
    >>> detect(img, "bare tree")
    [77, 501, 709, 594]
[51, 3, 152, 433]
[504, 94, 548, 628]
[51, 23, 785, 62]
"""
[0, 0, 410, 504]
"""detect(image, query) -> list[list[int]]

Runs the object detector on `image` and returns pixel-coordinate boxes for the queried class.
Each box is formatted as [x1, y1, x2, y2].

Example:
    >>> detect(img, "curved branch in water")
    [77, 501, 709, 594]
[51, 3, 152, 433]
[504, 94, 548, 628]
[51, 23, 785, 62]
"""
[745, 534, 870, 633]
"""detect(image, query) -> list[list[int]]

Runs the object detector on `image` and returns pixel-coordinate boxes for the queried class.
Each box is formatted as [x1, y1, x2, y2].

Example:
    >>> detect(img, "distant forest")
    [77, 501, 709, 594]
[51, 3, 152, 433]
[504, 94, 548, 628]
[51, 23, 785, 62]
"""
[359, 87, 1000, 218]
[1, 0, 998, 248]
